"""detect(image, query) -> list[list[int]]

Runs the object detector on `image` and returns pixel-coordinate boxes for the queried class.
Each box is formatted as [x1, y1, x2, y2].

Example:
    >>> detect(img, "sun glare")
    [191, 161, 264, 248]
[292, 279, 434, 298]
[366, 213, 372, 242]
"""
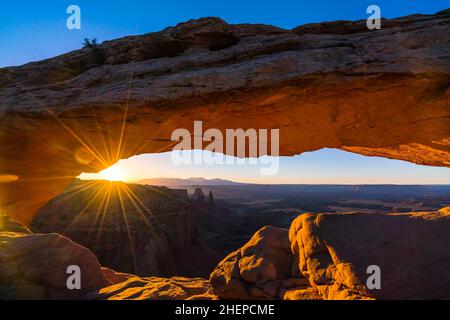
[101, 166, 126, 182]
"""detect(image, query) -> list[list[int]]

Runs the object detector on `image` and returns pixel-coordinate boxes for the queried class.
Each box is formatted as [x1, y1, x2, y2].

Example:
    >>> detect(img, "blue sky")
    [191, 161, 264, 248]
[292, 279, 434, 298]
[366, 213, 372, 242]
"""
[1, 0, 449, 67]
[2, 1, 450, 184]
[79, 149, 450, 184]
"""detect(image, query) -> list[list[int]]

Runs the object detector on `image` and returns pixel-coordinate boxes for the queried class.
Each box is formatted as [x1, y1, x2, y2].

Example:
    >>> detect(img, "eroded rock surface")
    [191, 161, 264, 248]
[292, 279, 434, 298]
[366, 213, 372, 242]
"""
[210, 226, 309, 299]
[0, 12, 449, 225]
[289, 208, 450, 299]
[210, 208, 450, 300]
[3, 209, 450, 300]
[0, 217, 215, 300]
[0, 222, 110, 299]
[94, 276, 216, 300]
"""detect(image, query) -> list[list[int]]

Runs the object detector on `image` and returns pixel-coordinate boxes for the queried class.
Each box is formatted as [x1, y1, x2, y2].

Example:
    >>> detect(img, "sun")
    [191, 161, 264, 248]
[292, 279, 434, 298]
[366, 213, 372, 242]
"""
[101, 166, 126, 182]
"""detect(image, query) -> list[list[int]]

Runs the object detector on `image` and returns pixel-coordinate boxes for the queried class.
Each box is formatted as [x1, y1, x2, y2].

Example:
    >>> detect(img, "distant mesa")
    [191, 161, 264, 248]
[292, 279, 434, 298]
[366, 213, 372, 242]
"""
[136, 177, 245, 187]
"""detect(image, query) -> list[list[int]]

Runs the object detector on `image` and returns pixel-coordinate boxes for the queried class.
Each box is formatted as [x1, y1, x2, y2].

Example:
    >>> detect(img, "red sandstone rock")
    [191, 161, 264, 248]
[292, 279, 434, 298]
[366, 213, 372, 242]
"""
[3, 208, 450, 300]
[93, 276, 214, 300]
[0, 12, 449, 225]
[101, 267, 134, 285]
[209, 208, 450, 300]
[289, 208, 450, 299]
[0, 231, 110, 299]
[210, 226, 307, 299]
[0, 220, 215, 300]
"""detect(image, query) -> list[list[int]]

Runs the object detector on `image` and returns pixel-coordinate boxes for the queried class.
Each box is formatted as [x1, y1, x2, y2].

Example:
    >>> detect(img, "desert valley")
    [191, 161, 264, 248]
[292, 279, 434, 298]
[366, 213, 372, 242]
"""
[1, 177, 449, 300]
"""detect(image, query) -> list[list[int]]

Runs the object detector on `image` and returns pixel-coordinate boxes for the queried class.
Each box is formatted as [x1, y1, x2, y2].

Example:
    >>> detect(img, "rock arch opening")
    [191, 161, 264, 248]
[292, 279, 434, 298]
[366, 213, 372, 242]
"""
[28, 148, 450, 278]
[78, 149, 450, 185]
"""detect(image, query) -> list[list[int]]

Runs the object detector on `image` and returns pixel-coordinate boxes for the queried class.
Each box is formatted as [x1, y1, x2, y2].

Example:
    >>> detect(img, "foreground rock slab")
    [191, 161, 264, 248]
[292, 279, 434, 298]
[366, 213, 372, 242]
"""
[210, 209, 450, 300]
[210, 226, 310, 299]
[3, 209, 450, 300]
[94, 276, 216, 300]
[289, 208, 450, 299]
[0, 216, 214, 300]
[0, 231, 110, 299]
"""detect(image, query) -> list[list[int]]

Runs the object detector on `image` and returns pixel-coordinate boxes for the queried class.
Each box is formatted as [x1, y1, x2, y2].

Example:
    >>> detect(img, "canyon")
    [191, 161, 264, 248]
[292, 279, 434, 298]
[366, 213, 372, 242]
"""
[30, 180, 240, 278]
[0, 10, 450, 300]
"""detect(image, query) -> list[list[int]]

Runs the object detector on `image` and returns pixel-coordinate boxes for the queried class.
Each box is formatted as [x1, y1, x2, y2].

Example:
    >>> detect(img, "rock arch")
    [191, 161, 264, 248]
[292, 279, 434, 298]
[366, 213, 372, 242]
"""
[0, 13, 449, 225]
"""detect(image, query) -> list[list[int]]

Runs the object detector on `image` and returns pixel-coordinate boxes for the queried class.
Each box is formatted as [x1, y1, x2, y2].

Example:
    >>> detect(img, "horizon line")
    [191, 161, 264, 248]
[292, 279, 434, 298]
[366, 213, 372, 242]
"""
[77, 177, 450, 187]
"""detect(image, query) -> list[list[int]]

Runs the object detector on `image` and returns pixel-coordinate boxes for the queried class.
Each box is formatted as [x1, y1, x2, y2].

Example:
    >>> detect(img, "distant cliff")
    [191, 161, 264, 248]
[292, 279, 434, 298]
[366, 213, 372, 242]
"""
[31, 180, 240, 278]
[137, 177, 244, 187]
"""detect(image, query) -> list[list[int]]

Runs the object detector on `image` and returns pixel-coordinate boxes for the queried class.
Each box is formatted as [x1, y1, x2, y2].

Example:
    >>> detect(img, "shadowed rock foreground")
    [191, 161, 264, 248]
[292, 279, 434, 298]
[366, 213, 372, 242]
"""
[2, 208, 450, 300]
[1, 11, 449, 225]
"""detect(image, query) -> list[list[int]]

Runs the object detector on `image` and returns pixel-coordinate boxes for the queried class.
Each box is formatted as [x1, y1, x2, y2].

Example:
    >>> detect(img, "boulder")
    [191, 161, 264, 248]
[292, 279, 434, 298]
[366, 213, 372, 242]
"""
[0, 231, 110, 299]
[0, 217, 217, 300]
[210, 226, 308, 299]
[289, 208, 450, 299]
[0, 226, 216, 300]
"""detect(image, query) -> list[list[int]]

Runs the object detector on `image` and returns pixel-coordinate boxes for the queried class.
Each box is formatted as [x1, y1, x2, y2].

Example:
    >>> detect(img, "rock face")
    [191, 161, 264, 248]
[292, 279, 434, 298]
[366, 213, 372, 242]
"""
[210, 208, 450, 300]
[30, 180, 233, 278]
[1, 12, 449, 225]
[289, 208, 450, 299]
[210, 226, 310, 299]
[0, 216, 214, 300]
[94, 276, 215, 300]
[3, 209, 450, 300]
[0, 217, 110, 299]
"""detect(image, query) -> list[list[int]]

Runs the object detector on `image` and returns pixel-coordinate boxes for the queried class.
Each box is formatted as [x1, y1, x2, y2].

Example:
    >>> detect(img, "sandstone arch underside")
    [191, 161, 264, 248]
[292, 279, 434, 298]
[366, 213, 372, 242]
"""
[0, 13, 449, 225]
